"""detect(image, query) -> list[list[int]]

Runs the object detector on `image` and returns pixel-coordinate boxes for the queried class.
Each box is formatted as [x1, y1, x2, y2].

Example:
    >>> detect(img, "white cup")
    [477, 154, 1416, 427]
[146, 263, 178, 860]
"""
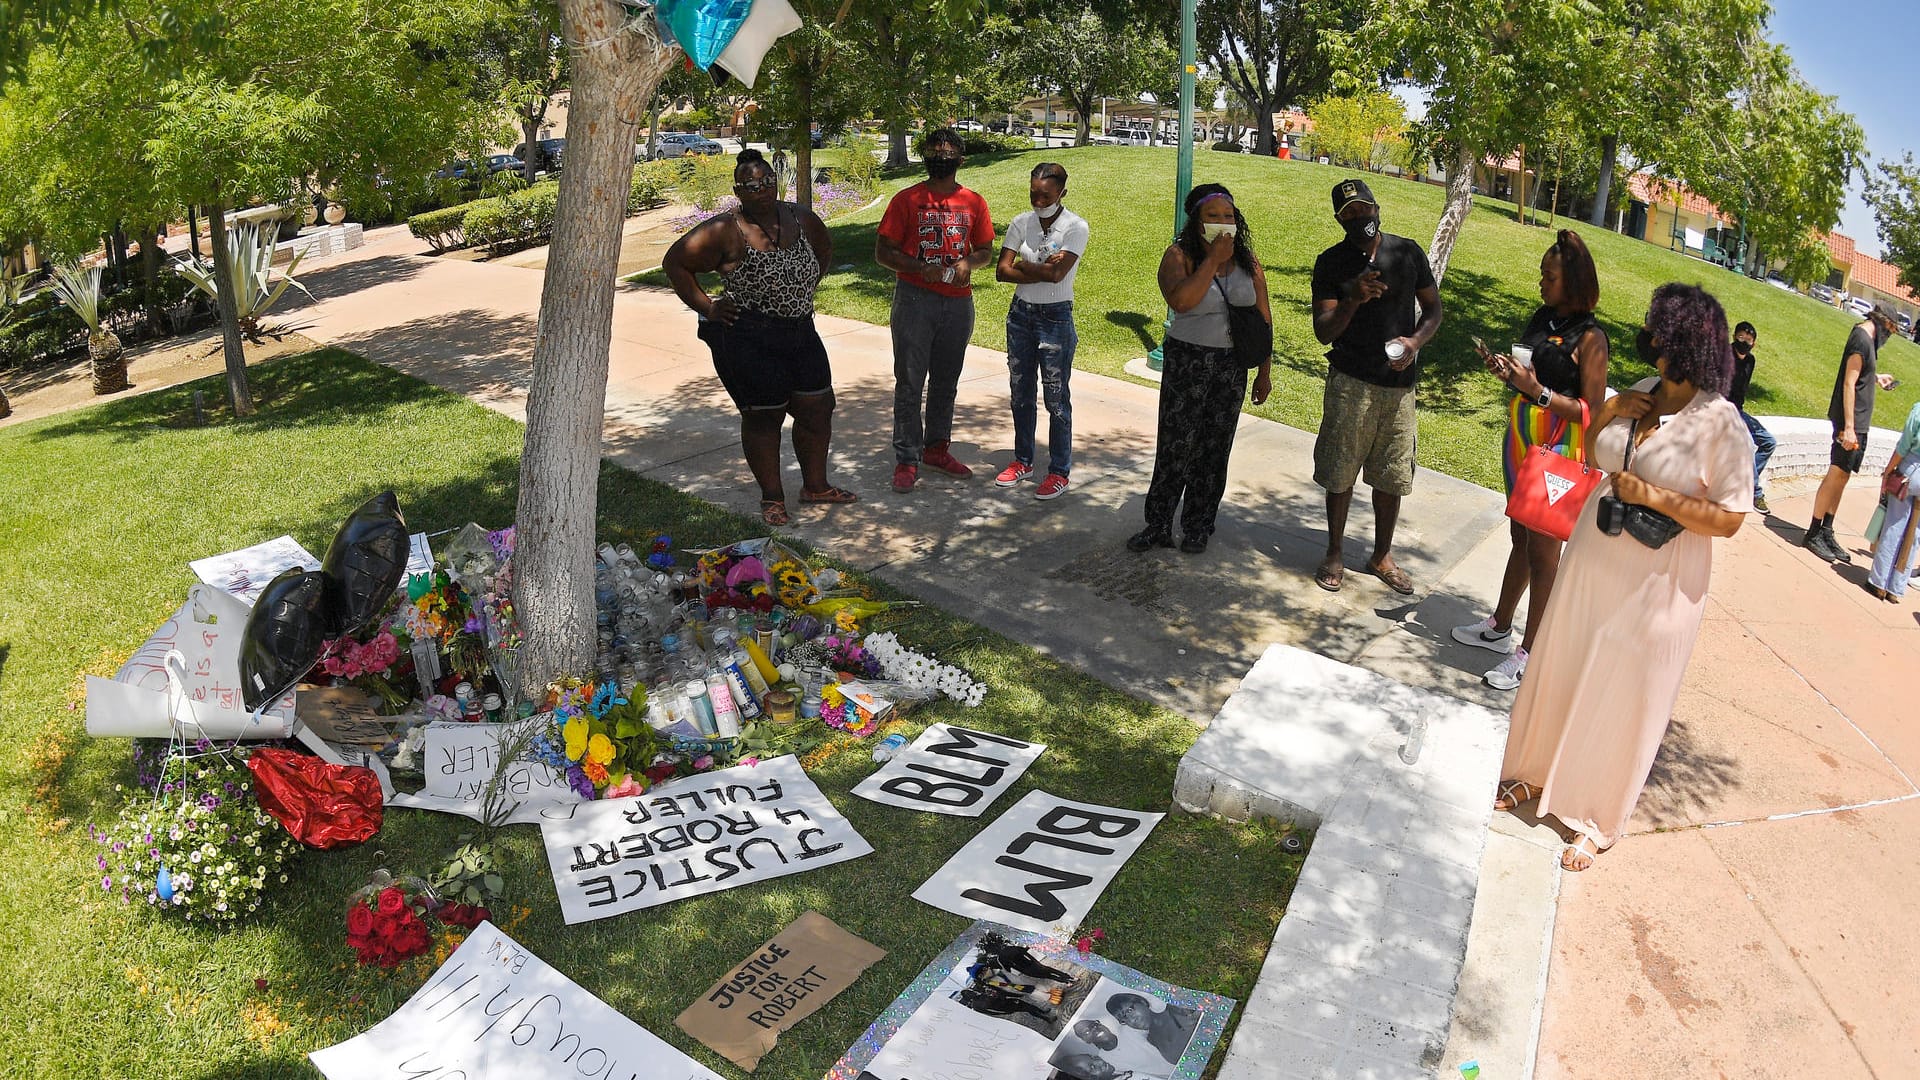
[1510, 344, 1534, 369]
[1384, 341, 1408, 362]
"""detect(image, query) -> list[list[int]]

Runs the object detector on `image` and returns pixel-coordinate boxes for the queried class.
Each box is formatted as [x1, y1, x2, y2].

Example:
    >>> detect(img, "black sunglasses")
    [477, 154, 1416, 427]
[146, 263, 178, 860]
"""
[734, 176, 777, 192]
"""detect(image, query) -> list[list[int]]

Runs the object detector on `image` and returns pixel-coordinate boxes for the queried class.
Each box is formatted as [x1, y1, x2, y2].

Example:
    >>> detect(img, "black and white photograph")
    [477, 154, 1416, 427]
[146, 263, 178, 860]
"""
[1044, 981, 1200, 1080]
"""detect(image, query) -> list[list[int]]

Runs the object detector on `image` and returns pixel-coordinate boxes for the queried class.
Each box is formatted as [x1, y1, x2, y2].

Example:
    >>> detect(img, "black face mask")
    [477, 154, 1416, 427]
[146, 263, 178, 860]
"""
[1874, 321, 1891, 347]
[1732, 340, 1752, 357]
[1342, 216, 1379, 247]
[1635, 328, 1659, 367]
[925, 157, 960, 181]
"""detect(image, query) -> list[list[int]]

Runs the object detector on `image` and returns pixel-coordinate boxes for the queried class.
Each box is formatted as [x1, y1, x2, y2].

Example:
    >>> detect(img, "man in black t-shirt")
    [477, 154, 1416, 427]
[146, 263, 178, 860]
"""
[1806, 303, 1901, 563]
[1727, 321, 1775, 513]
[1307, 178, 1443, 594]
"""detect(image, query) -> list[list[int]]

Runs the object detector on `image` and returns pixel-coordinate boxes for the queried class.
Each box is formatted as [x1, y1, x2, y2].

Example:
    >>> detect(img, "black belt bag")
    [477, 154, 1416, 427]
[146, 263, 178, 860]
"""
[1595, 418, 1684, 548]
[1214, 277, 1271, 369]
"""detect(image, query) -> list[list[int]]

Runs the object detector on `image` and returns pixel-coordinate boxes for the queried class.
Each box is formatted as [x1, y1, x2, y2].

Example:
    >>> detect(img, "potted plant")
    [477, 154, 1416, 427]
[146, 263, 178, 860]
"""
[49, 263, 126, 395]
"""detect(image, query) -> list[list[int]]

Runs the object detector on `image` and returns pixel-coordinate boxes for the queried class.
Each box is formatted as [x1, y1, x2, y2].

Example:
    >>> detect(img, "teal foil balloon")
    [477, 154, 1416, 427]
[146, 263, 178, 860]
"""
[658, 0, 752, 69]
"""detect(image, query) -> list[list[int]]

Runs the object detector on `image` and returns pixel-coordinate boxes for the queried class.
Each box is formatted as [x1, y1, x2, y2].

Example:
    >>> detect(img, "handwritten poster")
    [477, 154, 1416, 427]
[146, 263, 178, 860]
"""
[675, 911, 884, 1070]
[310, 921, 725, 1080]
[189, 535, 320, 606]
[85, 584, 295, 739]
[851, 724, 1045, 817]
[912, 791, 1162, 936]
[827, 922, 1235, 1080]
[384, 719, 584, 825]
[539, 755, 874, 925]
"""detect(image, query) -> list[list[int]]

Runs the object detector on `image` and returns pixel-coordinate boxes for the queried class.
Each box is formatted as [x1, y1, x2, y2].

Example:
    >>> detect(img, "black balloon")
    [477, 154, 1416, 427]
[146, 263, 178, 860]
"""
[323, 491, 409, 636]
[239, 569, 332, 711]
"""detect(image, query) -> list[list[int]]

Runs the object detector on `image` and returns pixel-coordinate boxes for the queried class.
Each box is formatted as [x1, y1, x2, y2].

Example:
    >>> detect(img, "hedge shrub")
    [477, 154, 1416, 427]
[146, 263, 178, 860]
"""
[629, 161, 675, 212]
[913, 130, 1034, 157]
[407, 205, 470, 252]
[460, 201, 513, 252]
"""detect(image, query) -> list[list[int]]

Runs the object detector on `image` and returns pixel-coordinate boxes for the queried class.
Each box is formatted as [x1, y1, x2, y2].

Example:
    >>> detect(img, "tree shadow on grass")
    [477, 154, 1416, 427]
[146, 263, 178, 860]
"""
[1106, 310, 1157, 352]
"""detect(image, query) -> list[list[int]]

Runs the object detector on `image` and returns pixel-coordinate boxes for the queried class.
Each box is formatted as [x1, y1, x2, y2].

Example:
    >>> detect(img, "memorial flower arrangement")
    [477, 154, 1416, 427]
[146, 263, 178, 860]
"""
[538, 677, 676, 799]
[94, 751, 302, 922]
[345, 880, 435, 967]
[863, 631, 986, 707]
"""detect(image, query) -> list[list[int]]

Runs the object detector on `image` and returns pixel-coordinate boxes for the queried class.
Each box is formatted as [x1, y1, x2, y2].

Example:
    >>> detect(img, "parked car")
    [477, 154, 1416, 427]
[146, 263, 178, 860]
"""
[768, 126, 827, 150]
[1809, 283, 1836, 304]
[1764, 272, 1793, 292]
[1900, 312, 1914, 334]
[1845, 296, 1875, 317]
[512, 138, 566, 172]
[650, 132, 725, 159]
[953, 119, 983, 132]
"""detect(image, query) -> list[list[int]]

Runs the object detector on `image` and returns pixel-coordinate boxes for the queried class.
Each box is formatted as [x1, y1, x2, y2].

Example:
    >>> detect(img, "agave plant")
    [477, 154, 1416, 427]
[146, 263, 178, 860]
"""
[172, 222, 312, 343]
[49, 262, 126, 395]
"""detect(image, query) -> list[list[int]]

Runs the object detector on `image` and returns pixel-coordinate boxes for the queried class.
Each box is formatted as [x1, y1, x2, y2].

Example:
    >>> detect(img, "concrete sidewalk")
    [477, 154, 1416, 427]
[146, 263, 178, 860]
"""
[280, 225, 1918, 1076]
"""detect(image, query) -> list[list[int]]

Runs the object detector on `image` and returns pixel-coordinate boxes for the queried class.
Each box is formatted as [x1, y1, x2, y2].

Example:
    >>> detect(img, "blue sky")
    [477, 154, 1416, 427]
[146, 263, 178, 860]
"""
[1768, 0, 1911, 257]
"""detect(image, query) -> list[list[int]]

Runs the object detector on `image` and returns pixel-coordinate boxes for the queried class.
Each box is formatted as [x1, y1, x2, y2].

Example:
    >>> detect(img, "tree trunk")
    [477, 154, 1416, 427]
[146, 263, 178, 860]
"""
[1254, 108, 1276, 157]
[1428, 144, 1477, 285]
[1590, 132, 1617, 227]
[514, 0, 679, 694]
[794, 74, 816, 213]
[886, 123, 908, 168]
[140, 224, 163, 334]
[1076, 106, 1090, 147]
[523, 114, 544, 183]
[206, 203, 254, 416]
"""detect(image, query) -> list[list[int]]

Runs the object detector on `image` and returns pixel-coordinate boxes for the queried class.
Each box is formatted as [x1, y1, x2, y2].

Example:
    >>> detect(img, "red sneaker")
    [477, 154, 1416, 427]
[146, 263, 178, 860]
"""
[1034, 472, 1070, 500]
[922, 442, 972, 477]
[995, 461, 1033, 487]
[891, 463, 918, 493]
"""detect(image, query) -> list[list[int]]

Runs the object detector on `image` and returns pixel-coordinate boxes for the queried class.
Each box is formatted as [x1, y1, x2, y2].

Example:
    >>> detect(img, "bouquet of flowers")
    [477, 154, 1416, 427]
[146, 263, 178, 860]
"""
[863, 631, 986, 707]
[94, 751, 303, 922]
[786, 634, 883, 680]
[536, 677, 663, 799]
[345, 878, 435, 967]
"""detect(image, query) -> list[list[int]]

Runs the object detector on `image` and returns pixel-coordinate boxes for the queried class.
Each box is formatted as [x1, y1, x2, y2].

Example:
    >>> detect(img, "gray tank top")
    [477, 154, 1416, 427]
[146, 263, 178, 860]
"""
[1169, 264, 1254, 350]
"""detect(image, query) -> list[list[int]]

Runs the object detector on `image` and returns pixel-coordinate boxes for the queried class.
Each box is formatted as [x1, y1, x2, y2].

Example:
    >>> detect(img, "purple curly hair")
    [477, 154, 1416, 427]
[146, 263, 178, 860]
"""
[1647, 283, 1733, 395]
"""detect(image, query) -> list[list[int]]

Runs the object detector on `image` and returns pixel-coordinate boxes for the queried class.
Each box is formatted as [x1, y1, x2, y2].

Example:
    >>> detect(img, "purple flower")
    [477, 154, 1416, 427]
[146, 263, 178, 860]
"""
[102, 876, 112, 891]
[566, 765, 596, 800]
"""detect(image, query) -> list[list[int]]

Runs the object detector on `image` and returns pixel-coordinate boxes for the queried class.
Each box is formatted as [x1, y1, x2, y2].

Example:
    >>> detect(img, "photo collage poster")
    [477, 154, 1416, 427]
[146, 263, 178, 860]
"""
[827, 921, 1235, 1080]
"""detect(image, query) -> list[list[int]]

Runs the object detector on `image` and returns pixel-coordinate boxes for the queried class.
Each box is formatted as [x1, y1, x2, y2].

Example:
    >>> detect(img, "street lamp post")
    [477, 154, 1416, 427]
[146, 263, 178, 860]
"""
[1147, 0, 1198, 371]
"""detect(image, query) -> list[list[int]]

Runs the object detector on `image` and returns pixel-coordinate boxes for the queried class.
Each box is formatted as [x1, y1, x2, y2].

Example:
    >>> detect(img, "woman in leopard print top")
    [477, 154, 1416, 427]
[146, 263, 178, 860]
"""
[664, 149, 858, 525]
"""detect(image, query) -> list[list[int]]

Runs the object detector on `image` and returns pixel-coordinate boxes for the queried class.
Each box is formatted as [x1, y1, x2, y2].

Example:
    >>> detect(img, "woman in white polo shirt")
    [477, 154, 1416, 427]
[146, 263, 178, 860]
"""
[994, 162, 1089, 500]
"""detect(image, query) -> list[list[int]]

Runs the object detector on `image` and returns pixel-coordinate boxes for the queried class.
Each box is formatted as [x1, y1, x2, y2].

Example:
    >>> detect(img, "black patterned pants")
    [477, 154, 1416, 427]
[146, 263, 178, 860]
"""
[1143, 337, 1247, 539]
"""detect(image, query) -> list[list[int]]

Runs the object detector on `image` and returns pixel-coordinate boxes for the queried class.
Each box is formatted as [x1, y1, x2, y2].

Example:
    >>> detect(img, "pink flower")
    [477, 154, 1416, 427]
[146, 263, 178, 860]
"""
[605, 775, 646, 799]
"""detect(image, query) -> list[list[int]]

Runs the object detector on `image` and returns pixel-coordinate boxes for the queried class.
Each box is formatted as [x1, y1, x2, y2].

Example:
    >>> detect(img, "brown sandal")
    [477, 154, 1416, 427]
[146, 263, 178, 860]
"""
[1365, 559, 1415, 595]
[799, 485, 859, 505]
[760, 500, 790, 526]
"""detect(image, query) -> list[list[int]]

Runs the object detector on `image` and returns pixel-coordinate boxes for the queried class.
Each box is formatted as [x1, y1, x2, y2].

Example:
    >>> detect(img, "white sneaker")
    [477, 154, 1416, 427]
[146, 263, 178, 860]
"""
[1485, 647, 1528, 691]
[1451, 616, 1514, 653]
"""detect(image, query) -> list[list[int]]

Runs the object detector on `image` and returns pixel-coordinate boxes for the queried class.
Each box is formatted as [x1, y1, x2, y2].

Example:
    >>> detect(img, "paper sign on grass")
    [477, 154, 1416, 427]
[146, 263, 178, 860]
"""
[422, 719, 582, 807]
[911, 790, 1161, 935]
[310, 921, 724, 1080]
[540, 754, 873, 925]
[675, 911, 884, 1071]
[85, 584, 294, 740]
[851, 723, 1045, 817]
[189, 535, 320, 607]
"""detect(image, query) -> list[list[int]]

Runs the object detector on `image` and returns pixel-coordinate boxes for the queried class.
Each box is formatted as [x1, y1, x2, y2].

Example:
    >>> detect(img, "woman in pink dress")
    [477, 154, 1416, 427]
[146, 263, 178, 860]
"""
[1495, 283, 1754, 871]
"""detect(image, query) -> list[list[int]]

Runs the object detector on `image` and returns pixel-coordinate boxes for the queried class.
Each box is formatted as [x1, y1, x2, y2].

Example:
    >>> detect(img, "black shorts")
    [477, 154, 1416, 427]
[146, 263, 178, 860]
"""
[698, 311, 831, 410]
[1830, 436, 1868, 473]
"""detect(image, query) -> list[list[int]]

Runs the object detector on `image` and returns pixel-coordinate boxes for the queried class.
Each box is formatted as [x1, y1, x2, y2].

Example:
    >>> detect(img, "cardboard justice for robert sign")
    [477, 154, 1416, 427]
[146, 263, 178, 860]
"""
[309, 921, 724, 1080]
[675, 911, 885, 1071]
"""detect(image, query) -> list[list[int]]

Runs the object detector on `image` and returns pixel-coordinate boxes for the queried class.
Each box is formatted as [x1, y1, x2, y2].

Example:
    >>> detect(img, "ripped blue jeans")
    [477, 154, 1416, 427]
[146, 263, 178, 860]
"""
[1006, 297, 1076, 477]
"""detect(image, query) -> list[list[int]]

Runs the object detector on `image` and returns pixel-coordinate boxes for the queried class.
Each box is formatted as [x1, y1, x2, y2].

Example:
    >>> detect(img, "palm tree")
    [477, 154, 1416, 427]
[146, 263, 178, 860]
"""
[49, 263, 126, 395]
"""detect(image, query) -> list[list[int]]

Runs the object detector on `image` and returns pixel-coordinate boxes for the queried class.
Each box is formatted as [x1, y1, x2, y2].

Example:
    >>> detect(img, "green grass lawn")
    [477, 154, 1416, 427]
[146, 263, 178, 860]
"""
[0, 351, 1296, 1079]
[651, 147, 1920, 490]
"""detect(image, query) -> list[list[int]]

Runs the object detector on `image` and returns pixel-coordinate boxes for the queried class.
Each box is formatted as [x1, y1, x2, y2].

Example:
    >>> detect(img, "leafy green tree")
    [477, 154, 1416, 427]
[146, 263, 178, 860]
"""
[1137, 40, 1219, 148]
[1367, 0, 1588, 281]
[1024, 7, 1156, 146]
[1866, 152, 1920, 296]
[850, 1, 979, 165]
[1305, 89, 1405, 169]
[1674, 42, 1863, 283]
[748, 6, 872, 211]
[1198, 0, 1359, 157]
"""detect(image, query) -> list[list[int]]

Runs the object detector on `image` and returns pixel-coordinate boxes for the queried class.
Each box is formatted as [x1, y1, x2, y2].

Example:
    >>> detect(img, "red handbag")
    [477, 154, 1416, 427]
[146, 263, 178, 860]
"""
[1506, 399, 1601, 541]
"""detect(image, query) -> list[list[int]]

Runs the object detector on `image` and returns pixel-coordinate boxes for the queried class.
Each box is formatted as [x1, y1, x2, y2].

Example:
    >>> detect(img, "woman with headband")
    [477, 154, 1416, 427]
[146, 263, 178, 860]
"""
[1127, 183, 1272, 554]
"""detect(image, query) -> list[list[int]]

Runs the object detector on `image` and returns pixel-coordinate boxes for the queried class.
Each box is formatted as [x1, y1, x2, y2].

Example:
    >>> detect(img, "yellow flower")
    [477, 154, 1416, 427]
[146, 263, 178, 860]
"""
[822, 684, 845, 708]
[563, 717, 589, 760]
[586, 733, 616, 766]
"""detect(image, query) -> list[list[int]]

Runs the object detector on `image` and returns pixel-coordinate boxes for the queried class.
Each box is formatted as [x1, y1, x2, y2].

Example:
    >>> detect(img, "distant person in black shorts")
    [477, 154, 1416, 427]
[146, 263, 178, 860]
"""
[1806, 303, 1901, 563]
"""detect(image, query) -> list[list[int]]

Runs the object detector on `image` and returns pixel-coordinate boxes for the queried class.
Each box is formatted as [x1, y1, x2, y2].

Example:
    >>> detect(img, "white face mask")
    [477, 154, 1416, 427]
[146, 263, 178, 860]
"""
[1035, 202, 1063, 222]
[1202, 222, 1237, 243]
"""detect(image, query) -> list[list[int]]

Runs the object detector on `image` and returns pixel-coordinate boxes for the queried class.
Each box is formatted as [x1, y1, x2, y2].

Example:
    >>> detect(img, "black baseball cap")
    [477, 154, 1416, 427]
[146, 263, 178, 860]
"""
[1332, 178, 1377, 215]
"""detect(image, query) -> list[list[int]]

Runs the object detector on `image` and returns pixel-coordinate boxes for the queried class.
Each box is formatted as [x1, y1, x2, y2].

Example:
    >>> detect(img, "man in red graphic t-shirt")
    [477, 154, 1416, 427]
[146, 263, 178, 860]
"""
[875, 127, 997, 493]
